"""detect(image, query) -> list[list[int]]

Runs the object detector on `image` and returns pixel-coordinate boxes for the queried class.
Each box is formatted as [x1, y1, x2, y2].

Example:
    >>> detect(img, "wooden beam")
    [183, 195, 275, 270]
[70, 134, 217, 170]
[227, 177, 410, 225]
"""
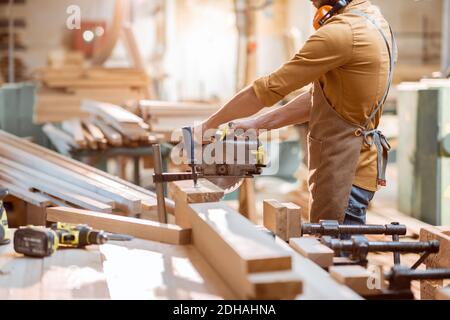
[0, 132, 142, 213]
[0, 156, 116, 208]
[62, 119, 87, 148]
[329, 266, 382, 296]
[187, 202, 300, 299]
[169, 179, 224, 228]
[420, 227, 450, 268]
[0, 166, 112, 213]
[46, 207, 191, 245]
[420, 227, 450, 299]
[0, 178, 51, 208]
[264, 200, 302, 242]
[189, 202, 292, 273]
[437, 287, 450, 300]
[289, 238, 334, 268]
[0, 130, 158, 212]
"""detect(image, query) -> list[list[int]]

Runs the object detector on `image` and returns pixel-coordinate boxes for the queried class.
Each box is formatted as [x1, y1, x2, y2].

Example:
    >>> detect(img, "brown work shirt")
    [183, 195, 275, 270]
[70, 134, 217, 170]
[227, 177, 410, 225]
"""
[253, 0, 397, 192]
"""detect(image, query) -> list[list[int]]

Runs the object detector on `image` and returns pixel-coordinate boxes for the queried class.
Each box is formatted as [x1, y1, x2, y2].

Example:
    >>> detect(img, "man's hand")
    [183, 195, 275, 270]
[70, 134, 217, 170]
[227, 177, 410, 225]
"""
[230, 118, 259, 131]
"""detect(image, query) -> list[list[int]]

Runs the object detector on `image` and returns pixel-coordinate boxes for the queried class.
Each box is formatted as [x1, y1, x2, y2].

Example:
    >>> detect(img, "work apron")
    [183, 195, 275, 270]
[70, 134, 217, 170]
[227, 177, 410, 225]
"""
[307, 10, 396, 223]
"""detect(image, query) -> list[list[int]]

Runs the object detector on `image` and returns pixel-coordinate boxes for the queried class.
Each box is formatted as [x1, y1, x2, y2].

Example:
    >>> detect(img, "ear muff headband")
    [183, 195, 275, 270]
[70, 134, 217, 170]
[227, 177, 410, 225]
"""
[313, 0, 352, 30]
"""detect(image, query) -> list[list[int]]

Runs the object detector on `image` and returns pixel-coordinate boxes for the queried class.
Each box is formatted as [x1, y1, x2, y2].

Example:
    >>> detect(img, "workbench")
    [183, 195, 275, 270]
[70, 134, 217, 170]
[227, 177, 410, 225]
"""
[0, 230, 233, 300]
[0, 230, 361, 300]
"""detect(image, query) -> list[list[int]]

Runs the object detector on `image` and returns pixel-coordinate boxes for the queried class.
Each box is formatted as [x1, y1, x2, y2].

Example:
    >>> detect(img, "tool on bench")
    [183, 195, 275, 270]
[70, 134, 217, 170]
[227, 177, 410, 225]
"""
[152, 124, 266, 223]
[367, 266, 450, 300]
[321, 235, 440, 268]
[302, 220, 407, 238]
[14, 223, 108, 258]
[0, 188, 11, 245]
[302, 221, 408, 266]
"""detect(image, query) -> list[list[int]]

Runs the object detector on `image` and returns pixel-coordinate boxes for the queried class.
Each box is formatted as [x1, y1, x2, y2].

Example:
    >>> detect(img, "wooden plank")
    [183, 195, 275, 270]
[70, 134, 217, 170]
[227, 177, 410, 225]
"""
[421, 279, 443, 300]
[46, 207, 191, 245]
[43, 123, 78, 149]
[0, 178, 51, 208]
[187, 202, 300, 299]
[189, 202, 292, 273]
[0, 167, 112, 213]
[82, 127, 98, 150]
[264, 200, 288, 241]
[169, 180, 224, 228]
[289, 238, 334, 268]
[0, 130, 156, 212]
[274, 238, 362, 300]
[420, 227, 450, 299]
[91, 118, 123, 147]
[437, 287, 450, 300]
[263, 200, 301, 242]
[0, 132, 142, 213]
[284, 202, 302, 240]
[329, 266, 381, 296]
[0, 156, 116, 208]
[83, 120, 108, 148]
[25, 203, 47, 226]
[62, 119, 87, 148]
[420, 227, 450, 268]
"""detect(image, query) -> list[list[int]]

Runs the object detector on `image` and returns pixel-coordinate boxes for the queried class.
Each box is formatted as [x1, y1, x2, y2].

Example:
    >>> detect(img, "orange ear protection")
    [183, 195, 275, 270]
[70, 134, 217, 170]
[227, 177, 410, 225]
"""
[313, 0, 352, 30]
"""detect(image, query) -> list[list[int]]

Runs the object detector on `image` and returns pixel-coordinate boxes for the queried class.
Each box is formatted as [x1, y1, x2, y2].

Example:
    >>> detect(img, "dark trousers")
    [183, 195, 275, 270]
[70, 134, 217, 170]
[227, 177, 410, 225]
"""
[341, 185, 375, 240]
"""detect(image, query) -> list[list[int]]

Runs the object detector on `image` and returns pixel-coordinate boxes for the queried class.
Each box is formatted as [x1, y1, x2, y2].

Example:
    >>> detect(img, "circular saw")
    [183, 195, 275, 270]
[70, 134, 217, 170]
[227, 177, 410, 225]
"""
[152, 126, 266, 195]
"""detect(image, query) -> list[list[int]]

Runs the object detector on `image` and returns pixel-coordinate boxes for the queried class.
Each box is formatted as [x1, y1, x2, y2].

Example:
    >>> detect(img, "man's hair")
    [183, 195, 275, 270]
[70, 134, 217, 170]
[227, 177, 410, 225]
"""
[320, 0, 337, 6]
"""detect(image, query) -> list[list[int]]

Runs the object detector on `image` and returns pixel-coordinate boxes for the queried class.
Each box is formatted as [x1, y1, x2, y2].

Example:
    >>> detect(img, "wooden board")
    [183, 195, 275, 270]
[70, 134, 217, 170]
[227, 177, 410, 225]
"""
[187, 202, 301, 299]
[274, 238, 363, 300]
[419, 227, 450, 300]
[263, 200, 302, 242]
[437, 287, 450, 300]
[189, 202, 292, 273]
[0, 131, 142, 214]
[420, 227, 450, 268]
[46, 207, 191, 245]
[289, 238, 334, 269]
[0, 130, 159, 213]
[329, 266, 382, 296]
[169, 180, 224, 228]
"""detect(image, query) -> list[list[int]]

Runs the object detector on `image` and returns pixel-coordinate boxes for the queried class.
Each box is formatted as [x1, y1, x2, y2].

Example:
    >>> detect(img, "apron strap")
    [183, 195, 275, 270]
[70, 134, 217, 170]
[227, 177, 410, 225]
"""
[363, 130, 391, 186]
[350, 10, 397, 128]
[351, 10, 396, 187]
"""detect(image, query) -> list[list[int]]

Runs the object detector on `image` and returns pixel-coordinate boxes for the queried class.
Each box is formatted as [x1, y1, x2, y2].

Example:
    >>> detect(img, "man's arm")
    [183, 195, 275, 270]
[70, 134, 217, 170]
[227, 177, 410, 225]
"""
[232, 90, 312, 131]
[201, 20, 352, 132]
[202, 85, 265, 131]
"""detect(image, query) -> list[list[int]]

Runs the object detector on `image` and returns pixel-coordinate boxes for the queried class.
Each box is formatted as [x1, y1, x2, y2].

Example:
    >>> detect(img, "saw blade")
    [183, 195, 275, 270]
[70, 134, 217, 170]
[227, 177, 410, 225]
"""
[206, 176, 244, 194]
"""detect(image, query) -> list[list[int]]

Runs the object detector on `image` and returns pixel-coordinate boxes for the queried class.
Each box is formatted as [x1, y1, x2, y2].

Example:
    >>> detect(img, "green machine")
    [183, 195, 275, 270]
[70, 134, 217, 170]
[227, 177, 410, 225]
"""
[397, 81, 450, 226]
[0, 83, 47, 146]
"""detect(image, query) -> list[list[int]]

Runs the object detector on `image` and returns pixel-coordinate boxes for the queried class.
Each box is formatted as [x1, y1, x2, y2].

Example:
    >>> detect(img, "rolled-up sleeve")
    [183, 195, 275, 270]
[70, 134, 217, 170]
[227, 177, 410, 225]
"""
[253, 20, 353, 107]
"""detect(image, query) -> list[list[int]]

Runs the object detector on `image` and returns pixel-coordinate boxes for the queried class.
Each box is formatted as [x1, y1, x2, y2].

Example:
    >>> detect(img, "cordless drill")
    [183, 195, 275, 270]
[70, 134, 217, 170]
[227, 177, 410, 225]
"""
[0, 188, 11, 246]
[14, 223, 108, 258]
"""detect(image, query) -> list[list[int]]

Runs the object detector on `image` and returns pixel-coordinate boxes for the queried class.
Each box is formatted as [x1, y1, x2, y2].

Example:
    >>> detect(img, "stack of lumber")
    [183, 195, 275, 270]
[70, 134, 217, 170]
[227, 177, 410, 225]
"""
[134, 100, 219, 135]
[33, 67, 150, 123]
[81, 100, 150, 142]
[0, 130, 160, 217]
[43, 101, 159, 153]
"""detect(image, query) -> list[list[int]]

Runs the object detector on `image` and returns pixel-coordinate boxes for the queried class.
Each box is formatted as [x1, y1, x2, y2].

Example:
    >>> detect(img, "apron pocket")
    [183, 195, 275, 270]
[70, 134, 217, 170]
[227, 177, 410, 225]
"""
[308, 135, 323, 187]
